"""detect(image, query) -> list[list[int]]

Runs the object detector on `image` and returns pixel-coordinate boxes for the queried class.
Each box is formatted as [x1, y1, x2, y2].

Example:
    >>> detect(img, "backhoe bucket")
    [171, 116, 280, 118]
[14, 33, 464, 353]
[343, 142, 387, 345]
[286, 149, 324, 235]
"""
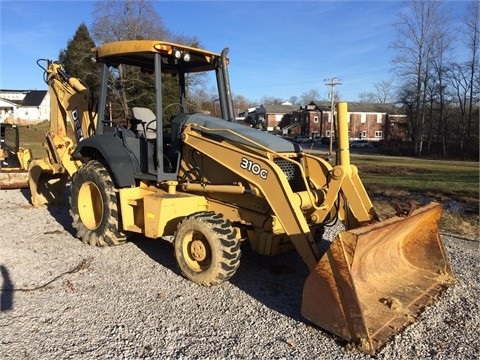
[302, 202, 455, 355]
[28, 160, 68, 206]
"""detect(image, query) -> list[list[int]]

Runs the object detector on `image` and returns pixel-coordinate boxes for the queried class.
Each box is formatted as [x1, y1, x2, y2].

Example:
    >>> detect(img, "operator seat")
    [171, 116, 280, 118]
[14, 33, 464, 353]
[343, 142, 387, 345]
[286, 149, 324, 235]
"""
[132, 107, 156, 140]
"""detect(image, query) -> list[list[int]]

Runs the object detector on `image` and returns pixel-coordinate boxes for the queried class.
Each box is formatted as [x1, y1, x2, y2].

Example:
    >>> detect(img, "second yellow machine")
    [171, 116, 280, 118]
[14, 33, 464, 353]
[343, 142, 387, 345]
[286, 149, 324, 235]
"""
[29, 40, 454, 355]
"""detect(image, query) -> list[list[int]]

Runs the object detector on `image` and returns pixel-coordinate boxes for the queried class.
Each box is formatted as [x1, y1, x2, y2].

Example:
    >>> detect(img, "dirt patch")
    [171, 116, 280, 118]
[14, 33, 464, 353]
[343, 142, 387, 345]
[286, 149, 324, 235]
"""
[369, 192, 479, 239]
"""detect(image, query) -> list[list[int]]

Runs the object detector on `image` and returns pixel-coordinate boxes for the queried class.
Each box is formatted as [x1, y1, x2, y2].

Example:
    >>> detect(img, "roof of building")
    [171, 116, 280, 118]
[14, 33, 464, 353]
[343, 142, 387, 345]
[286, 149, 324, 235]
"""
[21, 90, 47, 107]
[0, 98, 18, 107]
[311, 101, 401, 114]
[259, 104, 297, 114]
[0, 89, 31, 93]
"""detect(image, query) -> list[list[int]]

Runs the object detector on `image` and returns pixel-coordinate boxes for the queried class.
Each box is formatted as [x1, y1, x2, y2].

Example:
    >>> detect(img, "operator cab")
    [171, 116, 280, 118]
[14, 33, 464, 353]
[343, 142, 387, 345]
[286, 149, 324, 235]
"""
[85, 40, 234, 185]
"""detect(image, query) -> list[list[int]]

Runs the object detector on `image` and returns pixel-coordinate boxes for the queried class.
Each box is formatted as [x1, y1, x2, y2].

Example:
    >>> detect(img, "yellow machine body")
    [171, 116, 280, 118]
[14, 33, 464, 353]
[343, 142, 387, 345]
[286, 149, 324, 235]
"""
[118, 185, 209, 238]
[29, 40, 455, 355]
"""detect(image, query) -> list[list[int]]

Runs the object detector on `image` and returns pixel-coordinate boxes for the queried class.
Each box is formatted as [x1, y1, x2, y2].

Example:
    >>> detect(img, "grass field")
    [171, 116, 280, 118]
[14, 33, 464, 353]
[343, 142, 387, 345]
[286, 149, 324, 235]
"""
[16, 123, 480, 238]
[18, 120, 77, 159]
[352, 155, 479, 237]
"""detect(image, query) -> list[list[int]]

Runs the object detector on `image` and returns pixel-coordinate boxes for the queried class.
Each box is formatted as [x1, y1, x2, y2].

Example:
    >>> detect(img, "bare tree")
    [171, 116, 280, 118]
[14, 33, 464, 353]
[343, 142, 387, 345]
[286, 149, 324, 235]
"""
[374, 80, 394, 103]
[188, 87, 216, 115]
[300, 89, 321, 105]
[358, 91, 377, 103]
[260, 95, 284, 105]
[288, 96, 299, 105]
[448, 63, 469, 143]
[90, 0, 208, 122]
[391, 0, 448, 156]
[91, 0, 169, 43]
[232, 94, 250, 116]
[461, 0, 480, 158]
[90, 0, 171, 119]
[358, 80, 394, 103]
[431, 34, 455, 156]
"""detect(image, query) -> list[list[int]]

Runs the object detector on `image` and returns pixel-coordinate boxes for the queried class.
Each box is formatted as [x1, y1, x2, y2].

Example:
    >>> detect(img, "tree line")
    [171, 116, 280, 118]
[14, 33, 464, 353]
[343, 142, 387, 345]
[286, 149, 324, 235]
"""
[58, 0, 478, 159]
[391, 0, 479, 159]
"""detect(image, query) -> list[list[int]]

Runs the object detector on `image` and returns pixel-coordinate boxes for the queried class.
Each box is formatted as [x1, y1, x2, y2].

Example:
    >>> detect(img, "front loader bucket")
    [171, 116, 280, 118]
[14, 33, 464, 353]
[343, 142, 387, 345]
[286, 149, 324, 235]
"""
[301, 202, 455, 355]
[0, 170, 29, 189]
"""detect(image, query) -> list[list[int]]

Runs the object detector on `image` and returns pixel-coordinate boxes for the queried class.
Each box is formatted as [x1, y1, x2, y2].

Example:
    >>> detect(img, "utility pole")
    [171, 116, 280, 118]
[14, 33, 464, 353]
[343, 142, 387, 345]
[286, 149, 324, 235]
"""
[324, 77, 341, 156]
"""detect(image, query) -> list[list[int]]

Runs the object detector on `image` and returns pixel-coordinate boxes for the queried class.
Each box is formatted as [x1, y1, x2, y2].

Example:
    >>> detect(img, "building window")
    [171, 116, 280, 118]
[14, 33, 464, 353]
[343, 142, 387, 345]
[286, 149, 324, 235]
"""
[361, 114, 366, 123]
[314, 116, 318, 123]
[375, 131, 383, 138]
[377, 114, 382, 123]
[362, 131, 367, 138]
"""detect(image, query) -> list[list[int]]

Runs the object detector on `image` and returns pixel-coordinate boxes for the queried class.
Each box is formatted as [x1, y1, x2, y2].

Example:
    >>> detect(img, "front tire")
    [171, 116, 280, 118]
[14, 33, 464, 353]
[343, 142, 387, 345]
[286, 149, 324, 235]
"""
[70, 160, 126, 247]
[174, 211, 241, 286]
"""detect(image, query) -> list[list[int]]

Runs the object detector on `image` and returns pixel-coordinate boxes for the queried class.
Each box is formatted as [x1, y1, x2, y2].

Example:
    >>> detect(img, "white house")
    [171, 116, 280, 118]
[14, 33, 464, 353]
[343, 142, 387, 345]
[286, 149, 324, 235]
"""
[0, 89, 50, 124]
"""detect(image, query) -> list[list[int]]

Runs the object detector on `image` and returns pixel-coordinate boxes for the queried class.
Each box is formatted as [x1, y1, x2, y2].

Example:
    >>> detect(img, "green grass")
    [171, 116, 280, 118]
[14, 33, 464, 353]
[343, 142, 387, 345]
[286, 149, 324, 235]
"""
[18, 121, 77, 159]
[356, 157, 478, 198]
[352, 155, 479, 238]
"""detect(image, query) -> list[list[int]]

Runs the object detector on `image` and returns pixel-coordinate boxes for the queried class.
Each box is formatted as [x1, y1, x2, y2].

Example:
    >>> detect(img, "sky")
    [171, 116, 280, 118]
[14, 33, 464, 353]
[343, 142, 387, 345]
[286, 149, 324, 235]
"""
[0, 0, 472, 103]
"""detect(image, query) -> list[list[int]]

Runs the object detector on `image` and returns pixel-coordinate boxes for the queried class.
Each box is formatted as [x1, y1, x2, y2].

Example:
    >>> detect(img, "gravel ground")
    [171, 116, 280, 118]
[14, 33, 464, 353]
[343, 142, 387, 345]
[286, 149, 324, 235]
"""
[0, 188, 478, 359]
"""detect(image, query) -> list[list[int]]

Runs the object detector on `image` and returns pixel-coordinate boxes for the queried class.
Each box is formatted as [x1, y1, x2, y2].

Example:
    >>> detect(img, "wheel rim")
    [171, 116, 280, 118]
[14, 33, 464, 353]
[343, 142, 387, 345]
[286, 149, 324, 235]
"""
[78, 181, 104, 230]
[182, 231, 211, 272]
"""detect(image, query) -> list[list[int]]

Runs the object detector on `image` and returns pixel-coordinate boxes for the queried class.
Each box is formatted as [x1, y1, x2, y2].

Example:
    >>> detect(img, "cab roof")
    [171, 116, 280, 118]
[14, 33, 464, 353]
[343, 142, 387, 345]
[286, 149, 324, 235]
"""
[92, 40, 226, 74]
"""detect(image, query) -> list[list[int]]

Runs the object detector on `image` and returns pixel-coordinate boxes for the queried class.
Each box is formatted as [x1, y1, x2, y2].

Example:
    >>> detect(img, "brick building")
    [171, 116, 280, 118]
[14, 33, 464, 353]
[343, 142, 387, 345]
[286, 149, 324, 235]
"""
[288, 101, 407, 141]
[242, 103, 296, 130]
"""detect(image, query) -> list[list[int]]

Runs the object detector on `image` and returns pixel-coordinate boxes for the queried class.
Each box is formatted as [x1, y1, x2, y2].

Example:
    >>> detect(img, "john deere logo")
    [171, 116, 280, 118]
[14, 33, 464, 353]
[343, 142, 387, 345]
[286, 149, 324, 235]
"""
[72, 108, 84, 141]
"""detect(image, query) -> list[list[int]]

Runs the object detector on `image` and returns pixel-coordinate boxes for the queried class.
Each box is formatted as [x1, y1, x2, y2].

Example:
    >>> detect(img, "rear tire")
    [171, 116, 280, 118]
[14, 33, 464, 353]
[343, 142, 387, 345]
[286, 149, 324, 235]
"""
[174, 211, 241, 286]
[70, 160, 126, 247]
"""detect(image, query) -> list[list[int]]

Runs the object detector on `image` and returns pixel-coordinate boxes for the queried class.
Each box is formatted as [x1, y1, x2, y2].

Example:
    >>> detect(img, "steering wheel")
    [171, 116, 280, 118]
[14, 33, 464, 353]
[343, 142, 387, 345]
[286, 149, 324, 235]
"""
[145, 103, 186, 132]
[163, 102, 186, 114]
[145, 119, 156, 132]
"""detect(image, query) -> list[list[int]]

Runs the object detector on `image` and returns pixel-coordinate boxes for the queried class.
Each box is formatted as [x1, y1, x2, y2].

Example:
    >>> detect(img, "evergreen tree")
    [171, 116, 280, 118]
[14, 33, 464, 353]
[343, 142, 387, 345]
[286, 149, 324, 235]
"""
[58, 23, 100, 92]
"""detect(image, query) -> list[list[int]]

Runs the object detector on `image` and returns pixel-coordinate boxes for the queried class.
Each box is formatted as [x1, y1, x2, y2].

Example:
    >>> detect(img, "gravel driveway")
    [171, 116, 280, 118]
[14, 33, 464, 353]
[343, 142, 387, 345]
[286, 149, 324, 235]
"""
[1, 188, 478, 359]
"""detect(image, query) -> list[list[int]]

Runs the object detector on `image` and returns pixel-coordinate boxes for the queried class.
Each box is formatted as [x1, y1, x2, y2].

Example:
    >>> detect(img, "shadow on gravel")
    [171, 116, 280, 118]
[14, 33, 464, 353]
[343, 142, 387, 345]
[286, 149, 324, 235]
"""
[130, 236, 346, 349]
[132, 233, 311, 323]
[20, 187, 76, 237]
[230, 245, 310, 322]
[19, 188, 31, 203]
[0, 265, 13, 311]
[130, 235, 181, 276]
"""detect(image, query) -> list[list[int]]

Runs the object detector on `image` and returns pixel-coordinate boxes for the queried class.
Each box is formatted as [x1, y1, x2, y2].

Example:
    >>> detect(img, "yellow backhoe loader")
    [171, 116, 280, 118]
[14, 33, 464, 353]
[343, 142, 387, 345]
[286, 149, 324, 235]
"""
[0, 123, 32, 188]
[30, 40, 455, 354]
